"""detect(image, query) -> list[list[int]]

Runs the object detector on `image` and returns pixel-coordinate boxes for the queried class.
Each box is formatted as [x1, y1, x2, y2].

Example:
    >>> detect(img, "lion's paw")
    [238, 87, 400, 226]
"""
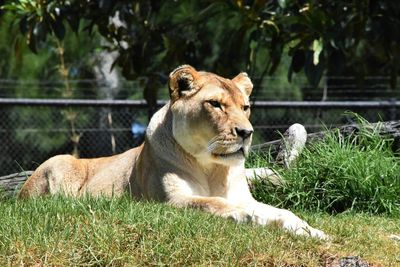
[282, 214, 330, 240]
[294, 225, 330, 240]
[221, 208, 253, 223]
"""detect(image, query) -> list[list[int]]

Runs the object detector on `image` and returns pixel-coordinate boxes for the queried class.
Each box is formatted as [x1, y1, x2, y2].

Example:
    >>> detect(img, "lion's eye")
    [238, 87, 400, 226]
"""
[207, 100, 222, 109]
[243, 105, 250, 111]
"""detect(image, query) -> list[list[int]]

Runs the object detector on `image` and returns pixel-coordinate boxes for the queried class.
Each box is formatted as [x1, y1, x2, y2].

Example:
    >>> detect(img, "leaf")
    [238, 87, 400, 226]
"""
[291, 49, 305, 73]
[268, 34, 283, 75]
[304, 51, 324, 88]
[235, 0, 244, 8]
[19, 16, 29, 34]
[262, 20, 279, 34]
[119, 50, 136, 79]
[312, 38, 323, 65]
[27, 28, 37, 53]
[33, 21, 48, 42]
[1, 4, 19, 11]
[51, 19, 66, 40]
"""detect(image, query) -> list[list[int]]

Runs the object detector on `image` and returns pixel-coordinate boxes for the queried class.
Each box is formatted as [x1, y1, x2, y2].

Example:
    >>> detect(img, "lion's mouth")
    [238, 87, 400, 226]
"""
[212, 147, 245, 158]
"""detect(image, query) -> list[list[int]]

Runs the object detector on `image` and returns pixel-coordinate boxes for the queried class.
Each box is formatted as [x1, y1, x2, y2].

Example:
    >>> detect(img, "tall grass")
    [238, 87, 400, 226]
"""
[252, 123, 400, 215]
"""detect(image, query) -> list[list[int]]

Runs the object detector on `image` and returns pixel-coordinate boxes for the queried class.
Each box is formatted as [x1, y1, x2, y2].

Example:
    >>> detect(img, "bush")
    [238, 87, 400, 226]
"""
[251, 124, 400, 216]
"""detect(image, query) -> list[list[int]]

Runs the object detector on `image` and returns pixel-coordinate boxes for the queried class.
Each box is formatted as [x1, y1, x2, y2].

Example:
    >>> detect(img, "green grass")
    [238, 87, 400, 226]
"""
[251, 124, 400, 216]
[1, 121, 400, 265]
[0, 196, 399, 266]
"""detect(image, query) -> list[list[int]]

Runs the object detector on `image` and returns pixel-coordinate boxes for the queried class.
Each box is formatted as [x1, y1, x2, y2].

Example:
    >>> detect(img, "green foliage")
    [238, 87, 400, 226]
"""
[252, 125, 400, 215]
[2, 0, 399, 91]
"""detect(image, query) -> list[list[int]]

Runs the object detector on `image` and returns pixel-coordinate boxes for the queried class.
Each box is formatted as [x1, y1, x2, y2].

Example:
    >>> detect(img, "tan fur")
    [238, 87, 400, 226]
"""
[19, 65, 328, 239]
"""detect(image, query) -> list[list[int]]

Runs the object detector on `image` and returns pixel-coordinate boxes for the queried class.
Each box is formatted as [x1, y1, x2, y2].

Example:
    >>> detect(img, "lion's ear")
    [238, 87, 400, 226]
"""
[168, 65, 199, 102]
[233, 72, 253, 97]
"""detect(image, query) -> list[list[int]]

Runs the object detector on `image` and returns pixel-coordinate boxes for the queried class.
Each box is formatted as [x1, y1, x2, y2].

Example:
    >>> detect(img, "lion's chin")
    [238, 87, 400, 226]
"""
[211, 147, 247, 165]
[212, 147, 244, 158]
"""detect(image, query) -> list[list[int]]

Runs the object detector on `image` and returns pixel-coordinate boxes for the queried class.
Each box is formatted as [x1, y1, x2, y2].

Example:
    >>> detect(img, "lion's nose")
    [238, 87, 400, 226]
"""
[235, 127, 253, 140]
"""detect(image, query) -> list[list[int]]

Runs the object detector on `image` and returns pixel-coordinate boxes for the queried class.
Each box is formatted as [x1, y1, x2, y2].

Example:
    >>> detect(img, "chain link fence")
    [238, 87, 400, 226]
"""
[1, 98, 399, 176]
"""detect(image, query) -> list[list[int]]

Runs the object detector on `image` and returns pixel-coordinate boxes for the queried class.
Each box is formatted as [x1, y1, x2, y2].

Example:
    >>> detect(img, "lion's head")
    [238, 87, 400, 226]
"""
[168, 65, 253, 166]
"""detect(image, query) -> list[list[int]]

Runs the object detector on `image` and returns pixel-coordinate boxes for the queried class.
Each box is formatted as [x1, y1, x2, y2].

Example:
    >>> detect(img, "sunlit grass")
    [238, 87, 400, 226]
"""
[0, 196, 399, 266]
[251, 125, 400, 216]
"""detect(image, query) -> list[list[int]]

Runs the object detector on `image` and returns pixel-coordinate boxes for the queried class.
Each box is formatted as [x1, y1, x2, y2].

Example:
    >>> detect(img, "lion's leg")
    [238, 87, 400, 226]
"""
[19, 155, 85, 198]
[169, 195, 328, 239]
[169, 195, 253, 223]
[247, 201, 328, 239]
[19, 167, 50, 198]
[245, 167, 282, 185]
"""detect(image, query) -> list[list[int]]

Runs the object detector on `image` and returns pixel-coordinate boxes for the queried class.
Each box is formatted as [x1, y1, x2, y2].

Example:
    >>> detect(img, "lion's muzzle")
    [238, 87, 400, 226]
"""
[235, 127, 253, 140]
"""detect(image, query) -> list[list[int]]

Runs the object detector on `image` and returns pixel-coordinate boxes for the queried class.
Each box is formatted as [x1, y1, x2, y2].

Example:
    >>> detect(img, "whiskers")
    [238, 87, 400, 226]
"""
[207, 135, 241, 154]
[207, 135, 222, 153]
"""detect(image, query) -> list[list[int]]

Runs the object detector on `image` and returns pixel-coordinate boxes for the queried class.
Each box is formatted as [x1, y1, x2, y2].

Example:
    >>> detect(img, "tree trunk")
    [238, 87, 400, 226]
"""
[0, 171, 33, 197]
[92, 44, 121, 155]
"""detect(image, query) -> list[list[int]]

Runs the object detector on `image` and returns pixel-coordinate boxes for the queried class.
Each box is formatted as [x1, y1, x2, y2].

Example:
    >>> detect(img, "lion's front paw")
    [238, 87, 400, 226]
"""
[282, 214, 330, 240]
[221, 208, 253, 223]
[295, 225, 330, 240]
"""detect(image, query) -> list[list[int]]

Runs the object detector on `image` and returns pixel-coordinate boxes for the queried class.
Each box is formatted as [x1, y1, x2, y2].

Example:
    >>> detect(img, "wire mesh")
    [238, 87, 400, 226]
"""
[0, 104, 147, 176]
[1, 100, 399, 176]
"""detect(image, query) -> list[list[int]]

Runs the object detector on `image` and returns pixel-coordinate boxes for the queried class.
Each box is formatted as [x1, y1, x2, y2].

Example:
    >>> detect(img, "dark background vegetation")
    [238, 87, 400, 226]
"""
[1, 1, 400, 99]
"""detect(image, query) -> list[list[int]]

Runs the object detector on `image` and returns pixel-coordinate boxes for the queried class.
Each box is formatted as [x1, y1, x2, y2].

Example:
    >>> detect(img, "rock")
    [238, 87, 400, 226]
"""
[338, 256, 369, 267]
[326, 256, 370, 267]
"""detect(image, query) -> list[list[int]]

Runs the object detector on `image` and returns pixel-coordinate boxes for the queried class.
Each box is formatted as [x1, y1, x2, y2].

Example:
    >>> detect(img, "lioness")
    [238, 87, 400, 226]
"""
[20, 65, 327, 239]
